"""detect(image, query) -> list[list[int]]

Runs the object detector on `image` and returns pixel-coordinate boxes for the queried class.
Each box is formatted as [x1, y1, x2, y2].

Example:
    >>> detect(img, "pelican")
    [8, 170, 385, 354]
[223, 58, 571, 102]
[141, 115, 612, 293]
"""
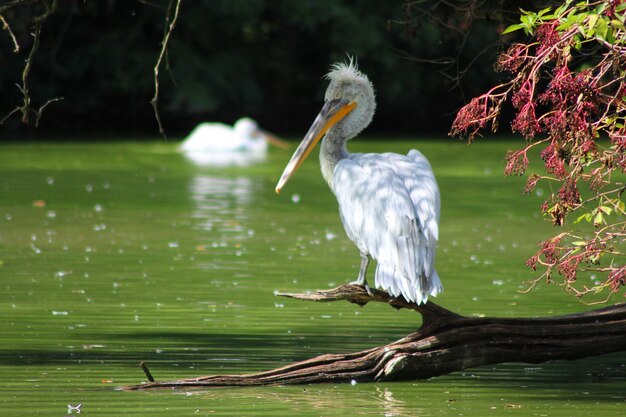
[275, 60, 442, 304]
[181, 117, 288, 153]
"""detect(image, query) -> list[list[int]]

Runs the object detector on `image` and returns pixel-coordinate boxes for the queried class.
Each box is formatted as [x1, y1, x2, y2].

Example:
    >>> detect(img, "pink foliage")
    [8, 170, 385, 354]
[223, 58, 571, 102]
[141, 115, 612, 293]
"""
[449, 3, 626, 301]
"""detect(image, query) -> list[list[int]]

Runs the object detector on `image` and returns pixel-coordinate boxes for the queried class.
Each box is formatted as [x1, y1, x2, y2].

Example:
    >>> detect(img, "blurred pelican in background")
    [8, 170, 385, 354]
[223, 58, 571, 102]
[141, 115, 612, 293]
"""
[181, 118, 289, 167]
[276, 59, 442, 305]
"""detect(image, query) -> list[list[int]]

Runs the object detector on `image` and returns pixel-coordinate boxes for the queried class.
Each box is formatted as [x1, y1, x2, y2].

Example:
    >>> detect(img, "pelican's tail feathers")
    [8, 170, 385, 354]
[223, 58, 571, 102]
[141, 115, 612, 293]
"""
[374, 262, 443, 305]
[375, 263, 401, 299]
[428, 269, 443, 297]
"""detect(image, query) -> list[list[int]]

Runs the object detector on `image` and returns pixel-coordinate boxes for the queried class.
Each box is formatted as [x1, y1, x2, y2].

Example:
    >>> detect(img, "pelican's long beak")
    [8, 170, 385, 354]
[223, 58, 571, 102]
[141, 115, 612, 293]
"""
[275, 99, 356, 194]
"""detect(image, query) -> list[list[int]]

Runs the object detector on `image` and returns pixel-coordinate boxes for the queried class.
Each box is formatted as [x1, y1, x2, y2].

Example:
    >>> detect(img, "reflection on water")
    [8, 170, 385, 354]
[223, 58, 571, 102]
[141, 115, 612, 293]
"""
[188, 175, 256, 233]
[187, 175, 261, 275]
[375, 386, 411, 417]
[186, 385, 417, 417]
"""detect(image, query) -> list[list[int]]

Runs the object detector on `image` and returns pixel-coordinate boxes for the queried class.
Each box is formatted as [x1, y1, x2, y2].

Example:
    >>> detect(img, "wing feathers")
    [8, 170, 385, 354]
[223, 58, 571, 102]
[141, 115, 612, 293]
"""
[333, 151, 441, 304]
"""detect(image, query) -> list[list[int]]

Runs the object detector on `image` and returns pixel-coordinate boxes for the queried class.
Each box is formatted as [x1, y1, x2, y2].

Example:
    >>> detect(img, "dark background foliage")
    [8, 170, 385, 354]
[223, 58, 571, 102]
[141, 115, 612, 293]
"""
[0, 0, 544, 139]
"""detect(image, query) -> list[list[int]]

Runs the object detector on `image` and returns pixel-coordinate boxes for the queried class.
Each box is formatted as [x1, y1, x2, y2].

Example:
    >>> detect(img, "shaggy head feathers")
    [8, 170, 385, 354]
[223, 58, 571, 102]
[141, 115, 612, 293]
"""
[321, 57, 376, 143]
[324, 57, 376, 102]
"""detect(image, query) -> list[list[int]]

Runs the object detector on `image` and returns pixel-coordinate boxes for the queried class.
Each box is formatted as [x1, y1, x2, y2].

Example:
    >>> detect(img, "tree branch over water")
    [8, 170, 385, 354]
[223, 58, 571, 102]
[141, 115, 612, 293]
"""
[1, 0, 183, 133]
[122, 284, 626, 390]
[150, 0, 182, 139]
[0, 0, 62, 125]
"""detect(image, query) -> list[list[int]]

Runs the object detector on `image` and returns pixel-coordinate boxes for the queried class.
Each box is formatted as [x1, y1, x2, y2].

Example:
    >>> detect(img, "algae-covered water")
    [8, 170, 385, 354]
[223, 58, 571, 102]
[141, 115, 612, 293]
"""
[0, 139, 623, 416]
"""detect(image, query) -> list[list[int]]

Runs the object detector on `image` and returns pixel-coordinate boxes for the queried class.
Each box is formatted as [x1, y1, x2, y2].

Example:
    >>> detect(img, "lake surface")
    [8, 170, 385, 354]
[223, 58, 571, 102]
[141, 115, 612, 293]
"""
[0, 139, 623, 416]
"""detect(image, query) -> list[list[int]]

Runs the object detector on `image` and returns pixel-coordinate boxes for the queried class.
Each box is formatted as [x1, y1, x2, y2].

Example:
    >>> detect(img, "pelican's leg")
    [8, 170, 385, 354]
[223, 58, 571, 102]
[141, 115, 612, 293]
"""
[350, 253, 373, 296]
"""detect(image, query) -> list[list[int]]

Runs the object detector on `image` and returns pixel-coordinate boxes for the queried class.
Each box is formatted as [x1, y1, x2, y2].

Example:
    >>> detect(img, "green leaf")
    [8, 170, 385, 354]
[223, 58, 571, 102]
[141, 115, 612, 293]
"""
[555, 1, 573, 18]
[502, 23, 525, 34]
[607, 25, 616, 44]
[574, 213, 592, 224]
[611, 19, 623, 27]
[537, 7, 553, 19]
[571, 240, 588, 246]
[593, 211, 604, 227]
[586, 14, 598, 37]
[599, 205, 613, 215]
[595, 17, 608, 41]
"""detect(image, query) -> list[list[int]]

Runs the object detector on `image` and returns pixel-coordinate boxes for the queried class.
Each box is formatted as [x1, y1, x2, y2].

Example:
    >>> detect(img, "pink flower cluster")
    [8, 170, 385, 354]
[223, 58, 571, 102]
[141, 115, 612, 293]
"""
[511, 103, 540, 138]
[450, 3, 626, 300]
[495, 44, 527, 73]
[557, 179, 581, 208]
[609, 266, 626, 293]
[540, 144, 567, 178]
[539, 67, 592, 107]
[610, 131, 626, 172]
[505, 149, 529, 175]
[528, 234, 611, 293]
[536, 22, 561, 57]
[450, 95, 495, 141]
[606, 0, 626, 18]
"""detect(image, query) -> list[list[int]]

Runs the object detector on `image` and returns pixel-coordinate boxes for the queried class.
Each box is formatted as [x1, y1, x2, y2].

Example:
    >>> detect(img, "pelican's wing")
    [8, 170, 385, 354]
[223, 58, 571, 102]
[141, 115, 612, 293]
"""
[181, 123, 238, 152]
[403, 150, 441, 289]
[333, 152, 441, 304]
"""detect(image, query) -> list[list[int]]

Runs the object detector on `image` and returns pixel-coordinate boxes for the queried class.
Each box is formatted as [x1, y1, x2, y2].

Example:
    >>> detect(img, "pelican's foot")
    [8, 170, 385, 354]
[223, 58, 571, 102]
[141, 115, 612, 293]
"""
[349, 279, 373, 297]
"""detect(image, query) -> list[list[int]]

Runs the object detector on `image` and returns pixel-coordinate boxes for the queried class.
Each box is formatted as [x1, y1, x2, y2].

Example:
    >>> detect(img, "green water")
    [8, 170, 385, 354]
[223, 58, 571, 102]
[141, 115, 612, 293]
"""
[0, 140, 623, 416]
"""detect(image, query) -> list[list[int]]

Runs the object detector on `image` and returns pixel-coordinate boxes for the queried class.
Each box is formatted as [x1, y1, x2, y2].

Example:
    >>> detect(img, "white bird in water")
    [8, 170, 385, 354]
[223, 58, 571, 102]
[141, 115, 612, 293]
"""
[276, 60, 442, 304]
[181, 117, 289, 153]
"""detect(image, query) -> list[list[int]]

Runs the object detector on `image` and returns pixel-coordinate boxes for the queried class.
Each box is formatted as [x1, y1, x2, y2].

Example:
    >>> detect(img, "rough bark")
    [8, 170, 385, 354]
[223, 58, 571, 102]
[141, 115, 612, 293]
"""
[122, 284, 626, 391]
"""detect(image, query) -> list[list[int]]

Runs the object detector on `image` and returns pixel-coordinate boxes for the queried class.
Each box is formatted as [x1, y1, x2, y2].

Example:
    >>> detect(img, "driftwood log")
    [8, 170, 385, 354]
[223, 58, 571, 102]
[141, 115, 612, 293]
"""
[122, 284, 626, 390]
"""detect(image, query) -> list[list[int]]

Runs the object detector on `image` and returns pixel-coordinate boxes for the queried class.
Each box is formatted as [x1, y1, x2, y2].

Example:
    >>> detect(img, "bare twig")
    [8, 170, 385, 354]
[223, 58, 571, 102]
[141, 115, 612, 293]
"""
[33, 96, 63, 127]
[0, 107, 20, 126]
[0, 14, 19, 52]
[150, 0, 182, 139]
[139, 361, 155, 382]
[1, 0, 59, 125]
[21, 0, 58, 124]
[390, 0, 506, 94]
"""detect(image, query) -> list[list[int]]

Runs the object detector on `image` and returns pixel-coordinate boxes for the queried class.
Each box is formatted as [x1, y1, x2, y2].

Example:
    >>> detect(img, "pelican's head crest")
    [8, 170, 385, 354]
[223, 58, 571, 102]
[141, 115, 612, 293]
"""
[325, 58, 374, 96]
[325, 57, 362, 80]
[322, 57, 376, 140]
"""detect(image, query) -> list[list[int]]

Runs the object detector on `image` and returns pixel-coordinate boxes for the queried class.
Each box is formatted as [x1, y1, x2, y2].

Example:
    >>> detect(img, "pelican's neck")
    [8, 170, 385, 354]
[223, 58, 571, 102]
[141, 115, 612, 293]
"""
[320, 130, 349, 192]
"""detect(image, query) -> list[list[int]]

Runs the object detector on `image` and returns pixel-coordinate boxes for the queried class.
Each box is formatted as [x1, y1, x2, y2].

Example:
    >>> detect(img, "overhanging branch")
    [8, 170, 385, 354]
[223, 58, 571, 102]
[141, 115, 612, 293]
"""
[150, 0, 182, 138]
[0, 0, 61, 125]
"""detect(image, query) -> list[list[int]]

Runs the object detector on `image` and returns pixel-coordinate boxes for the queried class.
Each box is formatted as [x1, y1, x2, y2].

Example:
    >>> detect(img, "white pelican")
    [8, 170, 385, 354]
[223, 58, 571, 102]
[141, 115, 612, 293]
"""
[181, 117, 288, 153]
[275, 60, 442, 304]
